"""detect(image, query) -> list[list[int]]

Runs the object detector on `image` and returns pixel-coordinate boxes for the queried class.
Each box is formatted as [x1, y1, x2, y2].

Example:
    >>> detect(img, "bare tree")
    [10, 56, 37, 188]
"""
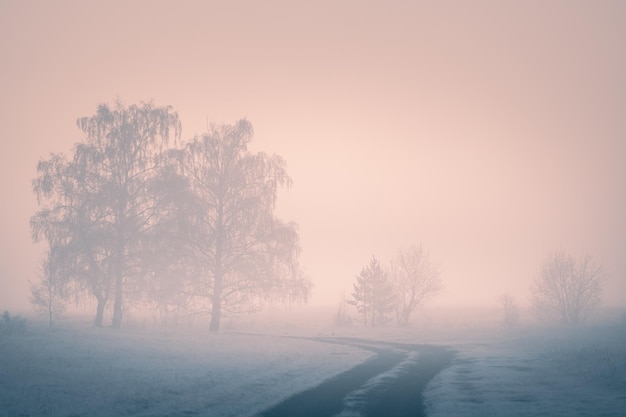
[389, 245, 443, 326]
[31, 152, 114, 326]
[499, 292, 519, 331]
[349, 256, 395, 327]
[30, 252, 66, 328]
[170, 119, 311, 332]
[334, 291, 352, 327]
[532, 252, 604, 325]
[32, 101, 181, 327]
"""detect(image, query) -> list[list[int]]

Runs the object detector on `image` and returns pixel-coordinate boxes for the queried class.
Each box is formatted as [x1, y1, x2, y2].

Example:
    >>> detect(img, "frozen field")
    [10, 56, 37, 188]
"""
[423, 324, 626, 417]
[1, 315, 625, 417]
[0, 320, 372, 417]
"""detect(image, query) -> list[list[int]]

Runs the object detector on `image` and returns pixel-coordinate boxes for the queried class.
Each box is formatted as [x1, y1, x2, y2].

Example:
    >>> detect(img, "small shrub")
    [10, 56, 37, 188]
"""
[0, 310, 27, 336]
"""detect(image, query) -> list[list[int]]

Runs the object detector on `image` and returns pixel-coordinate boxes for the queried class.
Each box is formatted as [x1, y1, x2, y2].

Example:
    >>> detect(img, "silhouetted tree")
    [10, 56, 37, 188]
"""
[532, 252, 603, 325]
[32, 101, 181, 327]
[170, 119, 311, 332]
[389, 245, 443, 326]
[499, 291, 519, 331]
[349, 256, 395, 327]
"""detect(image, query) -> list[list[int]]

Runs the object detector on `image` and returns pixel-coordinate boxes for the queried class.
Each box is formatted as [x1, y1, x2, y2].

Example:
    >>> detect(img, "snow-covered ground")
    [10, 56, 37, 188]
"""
[1, 312, 625, 417]
[0, 320, 372, 417]
[423, 324, 626, 417]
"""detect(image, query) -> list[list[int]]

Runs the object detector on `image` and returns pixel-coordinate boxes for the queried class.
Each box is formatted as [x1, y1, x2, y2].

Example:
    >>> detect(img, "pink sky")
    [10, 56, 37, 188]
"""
[1, 0, 625, 313]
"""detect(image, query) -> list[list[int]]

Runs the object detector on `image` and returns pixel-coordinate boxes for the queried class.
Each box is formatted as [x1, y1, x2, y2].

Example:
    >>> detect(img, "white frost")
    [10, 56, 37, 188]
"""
[423, 325, 626, 417]
[334, 351, 420, 417]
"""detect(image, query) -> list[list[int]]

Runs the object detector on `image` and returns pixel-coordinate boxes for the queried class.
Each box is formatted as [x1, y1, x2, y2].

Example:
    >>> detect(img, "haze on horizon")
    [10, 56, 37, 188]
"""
[1, 0, 625, 317]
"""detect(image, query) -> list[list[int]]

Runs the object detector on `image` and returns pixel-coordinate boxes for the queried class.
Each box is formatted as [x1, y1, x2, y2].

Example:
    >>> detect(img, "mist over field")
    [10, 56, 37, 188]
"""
[1, 1, 625, 416]
[2, 311, 626, 417]
[2, 0, 625, 315]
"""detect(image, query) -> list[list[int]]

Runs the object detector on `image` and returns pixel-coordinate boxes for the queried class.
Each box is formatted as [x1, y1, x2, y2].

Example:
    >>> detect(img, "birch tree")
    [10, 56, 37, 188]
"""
[171, 119, 311, 332]
[32, 101, 181, 327]
[31, 152, 114, 326]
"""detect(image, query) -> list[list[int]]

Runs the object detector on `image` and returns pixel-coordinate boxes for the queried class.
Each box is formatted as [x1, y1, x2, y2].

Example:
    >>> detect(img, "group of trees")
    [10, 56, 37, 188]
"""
[499, 252, 605, 329]
[30, 101, 311, 331]
[347, 246, 444, 327]
[345, 248, 604, 329]
[29, 101, 606, 332]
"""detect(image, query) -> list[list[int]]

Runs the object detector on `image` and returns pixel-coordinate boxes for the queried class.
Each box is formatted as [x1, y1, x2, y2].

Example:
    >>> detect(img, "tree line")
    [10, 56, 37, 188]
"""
[346, 248, 605, 329]
[30, 101, 311, 331]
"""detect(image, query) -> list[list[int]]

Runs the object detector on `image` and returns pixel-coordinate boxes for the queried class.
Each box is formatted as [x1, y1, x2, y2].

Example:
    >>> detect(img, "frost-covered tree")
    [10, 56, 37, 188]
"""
[389, 245, 443, 326]
[499, 291, 519, 331]
[31, 152, 114, 326]
[349, 256, 395, 327]
[532, 252, 604, 325]
[169, 119, 311, 332]
[135, 163, 197, 327]
[32, 101, 181, 327]
[30, 252, 66, 328]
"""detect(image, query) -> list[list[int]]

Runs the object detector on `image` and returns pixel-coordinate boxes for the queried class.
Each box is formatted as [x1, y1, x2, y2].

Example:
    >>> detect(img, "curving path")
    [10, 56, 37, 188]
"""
[256, 337, 454, 417]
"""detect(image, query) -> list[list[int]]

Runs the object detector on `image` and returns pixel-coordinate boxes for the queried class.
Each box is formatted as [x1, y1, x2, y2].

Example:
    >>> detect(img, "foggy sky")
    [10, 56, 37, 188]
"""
[1, 0, 625, 312]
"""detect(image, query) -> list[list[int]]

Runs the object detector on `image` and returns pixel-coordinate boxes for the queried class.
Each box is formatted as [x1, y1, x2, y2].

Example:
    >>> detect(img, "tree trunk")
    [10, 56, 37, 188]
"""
[48, 284, 53, 329]
[112, 226, 125, 328]
[93, 300, 104, 327]
[94, 296, 106, 327]
[209, 277, 222, 332]
[209, 302, 221, 332]
[210, 200, 224, 333]
[400, 308, 410, 327]
[112, 272, 124, 328]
